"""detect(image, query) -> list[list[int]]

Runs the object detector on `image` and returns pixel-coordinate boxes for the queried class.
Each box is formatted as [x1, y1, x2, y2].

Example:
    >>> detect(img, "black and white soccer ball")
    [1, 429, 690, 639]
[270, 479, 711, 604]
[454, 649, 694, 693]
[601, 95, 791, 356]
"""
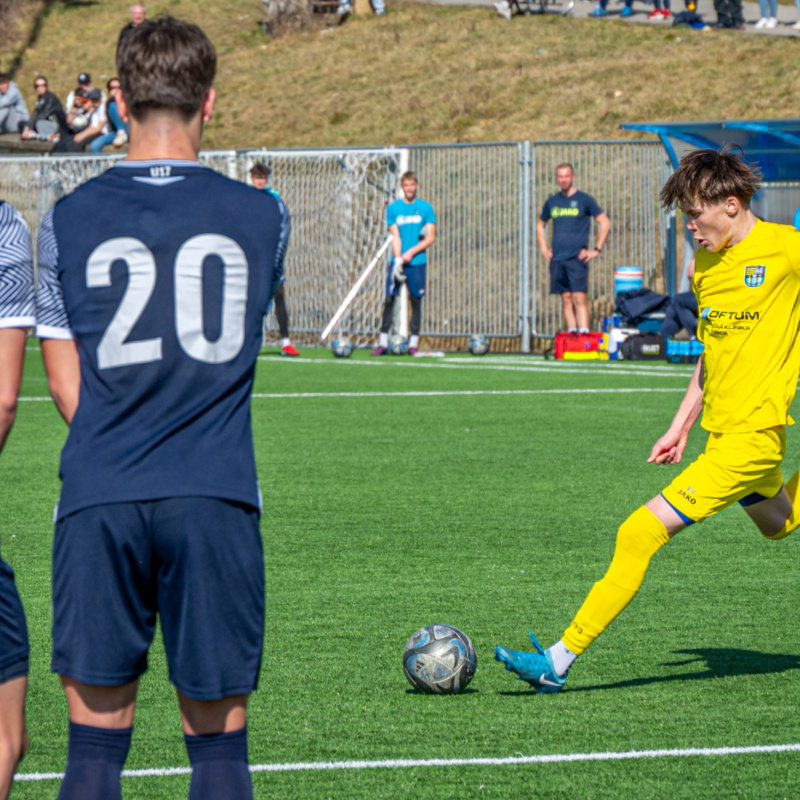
[468, 335, 490, 356]
[389, 334, 408, 355]
[402, 624, 477, 694]
[331, 336, 353, 358]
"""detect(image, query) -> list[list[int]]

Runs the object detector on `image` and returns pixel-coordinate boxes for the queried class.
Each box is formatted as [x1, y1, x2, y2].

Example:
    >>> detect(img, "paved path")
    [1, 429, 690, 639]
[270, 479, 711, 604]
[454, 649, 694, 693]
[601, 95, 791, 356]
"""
[396, 0, 800, 36]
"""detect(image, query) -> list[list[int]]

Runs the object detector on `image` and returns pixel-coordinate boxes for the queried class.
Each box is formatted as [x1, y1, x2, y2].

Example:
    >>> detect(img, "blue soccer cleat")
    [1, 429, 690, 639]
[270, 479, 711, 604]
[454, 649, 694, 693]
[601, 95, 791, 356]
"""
[494, 630, 568, 693]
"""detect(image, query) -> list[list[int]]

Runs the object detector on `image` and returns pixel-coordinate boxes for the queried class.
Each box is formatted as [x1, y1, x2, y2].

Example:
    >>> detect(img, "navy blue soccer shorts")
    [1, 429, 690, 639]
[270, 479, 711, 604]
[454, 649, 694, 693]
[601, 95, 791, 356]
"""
[386, 263, 426, 299]
[0, 549, 29, 683]
[52, 497, 264, 700]
[550, 257, 588, 294]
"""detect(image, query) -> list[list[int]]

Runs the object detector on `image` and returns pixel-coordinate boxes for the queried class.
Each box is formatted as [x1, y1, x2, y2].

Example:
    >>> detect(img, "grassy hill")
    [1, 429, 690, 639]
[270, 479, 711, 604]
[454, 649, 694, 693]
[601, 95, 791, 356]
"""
[3, 0, 797, 149]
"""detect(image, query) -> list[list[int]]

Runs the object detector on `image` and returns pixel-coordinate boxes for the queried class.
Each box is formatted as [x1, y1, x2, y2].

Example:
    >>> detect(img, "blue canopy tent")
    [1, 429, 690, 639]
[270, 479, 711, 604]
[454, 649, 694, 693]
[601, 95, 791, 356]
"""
[621, 119, 800, 292]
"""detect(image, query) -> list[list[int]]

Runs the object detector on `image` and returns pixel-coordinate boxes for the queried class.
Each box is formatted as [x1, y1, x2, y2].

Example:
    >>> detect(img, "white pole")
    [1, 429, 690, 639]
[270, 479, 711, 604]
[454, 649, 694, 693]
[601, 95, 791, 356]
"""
[321, 236, 394, 342]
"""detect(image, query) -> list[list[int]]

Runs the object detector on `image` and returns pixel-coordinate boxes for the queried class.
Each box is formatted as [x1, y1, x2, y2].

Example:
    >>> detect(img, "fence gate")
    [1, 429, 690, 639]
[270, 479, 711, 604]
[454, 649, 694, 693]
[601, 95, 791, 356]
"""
[406, 142, 523, 341]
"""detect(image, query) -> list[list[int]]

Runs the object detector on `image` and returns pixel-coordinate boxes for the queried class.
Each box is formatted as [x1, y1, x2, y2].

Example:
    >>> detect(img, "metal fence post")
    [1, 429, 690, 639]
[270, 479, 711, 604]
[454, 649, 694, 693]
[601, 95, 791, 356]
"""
[520, 140, 531, 353]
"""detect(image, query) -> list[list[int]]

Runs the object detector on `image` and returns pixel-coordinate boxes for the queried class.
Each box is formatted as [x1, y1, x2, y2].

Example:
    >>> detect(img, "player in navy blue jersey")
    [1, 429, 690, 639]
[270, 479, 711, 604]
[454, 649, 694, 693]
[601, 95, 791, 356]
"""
[0, 201, 34, 800]
[0, 200, 77, 800]
[537, 163, 610, 333]
[35, 18, 288, 800]
[249, 161, 299, 356]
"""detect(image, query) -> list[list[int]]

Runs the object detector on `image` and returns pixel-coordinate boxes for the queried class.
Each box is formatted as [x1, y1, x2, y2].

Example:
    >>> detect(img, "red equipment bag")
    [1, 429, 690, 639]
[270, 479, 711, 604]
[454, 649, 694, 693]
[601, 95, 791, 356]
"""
[554, 331, 604, 360]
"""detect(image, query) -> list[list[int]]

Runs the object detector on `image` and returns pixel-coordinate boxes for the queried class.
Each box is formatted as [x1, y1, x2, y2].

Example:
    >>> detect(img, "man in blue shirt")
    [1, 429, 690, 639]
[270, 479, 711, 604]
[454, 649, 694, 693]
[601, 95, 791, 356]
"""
[36, 18, 288, 800]
[372, 172, 437, 356]
[537, 163, 610, 333]
[250, 162, 298, 356]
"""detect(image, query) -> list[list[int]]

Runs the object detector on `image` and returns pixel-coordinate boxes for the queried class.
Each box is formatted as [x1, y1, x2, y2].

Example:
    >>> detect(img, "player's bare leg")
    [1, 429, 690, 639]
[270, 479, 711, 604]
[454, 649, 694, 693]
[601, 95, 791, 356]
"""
[178, 693, 252, 799]
[572, 291, 590, 331]
[0, 676, 28, 800]
[744, 477, 800, 540]
[496, 495, 685, 691]
[57, 678, 137, 800]
[560, 291, 577, 331]
[0, 329, 26, 452]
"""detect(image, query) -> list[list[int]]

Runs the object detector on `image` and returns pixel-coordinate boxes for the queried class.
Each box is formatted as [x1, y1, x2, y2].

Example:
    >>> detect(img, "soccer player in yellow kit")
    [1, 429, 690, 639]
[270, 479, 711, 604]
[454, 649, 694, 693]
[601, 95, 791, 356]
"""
[496, 146, 800, 692]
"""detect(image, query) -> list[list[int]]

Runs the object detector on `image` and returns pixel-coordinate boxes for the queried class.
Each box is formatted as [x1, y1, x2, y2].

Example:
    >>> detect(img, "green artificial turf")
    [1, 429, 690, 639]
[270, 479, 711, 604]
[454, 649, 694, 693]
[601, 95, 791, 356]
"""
[6, 346, 800, 798]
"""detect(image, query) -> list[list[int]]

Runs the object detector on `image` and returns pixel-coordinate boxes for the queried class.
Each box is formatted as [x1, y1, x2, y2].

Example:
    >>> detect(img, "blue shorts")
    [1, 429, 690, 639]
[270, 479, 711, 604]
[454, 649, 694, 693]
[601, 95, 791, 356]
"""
[52, 497, 264, 700]
[386, 263, 426, 299]
[550, 258, 588, 294]
[0, 551, 29, 683]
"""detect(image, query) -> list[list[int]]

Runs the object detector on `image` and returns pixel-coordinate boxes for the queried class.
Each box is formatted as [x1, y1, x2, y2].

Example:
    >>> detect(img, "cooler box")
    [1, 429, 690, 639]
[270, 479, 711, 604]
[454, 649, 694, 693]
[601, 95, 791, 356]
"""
[614, 266, 644, 295]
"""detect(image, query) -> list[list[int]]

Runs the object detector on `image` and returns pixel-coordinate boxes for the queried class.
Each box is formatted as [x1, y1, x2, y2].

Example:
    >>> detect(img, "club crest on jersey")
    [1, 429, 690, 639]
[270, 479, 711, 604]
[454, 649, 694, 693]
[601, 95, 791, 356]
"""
[743, 265, 765, 288]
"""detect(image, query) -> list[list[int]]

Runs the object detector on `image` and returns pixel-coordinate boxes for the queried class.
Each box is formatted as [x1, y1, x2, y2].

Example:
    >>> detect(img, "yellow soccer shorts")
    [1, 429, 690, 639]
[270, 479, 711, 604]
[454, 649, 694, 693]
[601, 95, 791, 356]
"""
[661, 427, 787, 524]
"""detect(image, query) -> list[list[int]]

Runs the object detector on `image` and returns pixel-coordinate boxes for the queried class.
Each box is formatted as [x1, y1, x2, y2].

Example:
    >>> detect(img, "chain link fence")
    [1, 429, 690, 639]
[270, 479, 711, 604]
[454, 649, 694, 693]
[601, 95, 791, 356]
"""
[0, 140, 681, 350]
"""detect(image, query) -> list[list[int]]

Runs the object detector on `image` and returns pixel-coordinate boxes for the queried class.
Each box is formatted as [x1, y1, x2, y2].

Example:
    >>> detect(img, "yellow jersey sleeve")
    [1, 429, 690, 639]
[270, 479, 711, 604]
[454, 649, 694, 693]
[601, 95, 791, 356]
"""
[695, 220, 800, 433]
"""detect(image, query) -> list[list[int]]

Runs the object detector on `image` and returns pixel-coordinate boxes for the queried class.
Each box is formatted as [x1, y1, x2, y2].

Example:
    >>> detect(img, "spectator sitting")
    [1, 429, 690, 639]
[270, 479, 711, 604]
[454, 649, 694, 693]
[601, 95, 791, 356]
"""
[89, 77, 129, 153]
[65, 73, 105, 116]
[0, 73, 30, 134]
[53, 88, 107, 153]
[65, 89, 91, 134]
[21, 76, 68, 141]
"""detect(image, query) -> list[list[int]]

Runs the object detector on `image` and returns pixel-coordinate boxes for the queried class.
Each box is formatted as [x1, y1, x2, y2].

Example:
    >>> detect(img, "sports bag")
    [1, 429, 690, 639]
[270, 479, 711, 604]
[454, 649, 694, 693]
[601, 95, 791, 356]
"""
[619, 333, 666, 361]
[554, 331, 604, 360]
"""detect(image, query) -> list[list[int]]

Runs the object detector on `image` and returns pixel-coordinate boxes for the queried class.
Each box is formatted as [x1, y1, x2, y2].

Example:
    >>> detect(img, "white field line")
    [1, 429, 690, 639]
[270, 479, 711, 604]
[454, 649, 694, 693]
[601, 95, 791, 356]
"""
[257, 356, 692, 379]
[15, 742, 800, 782]
[248, 389, 686, 400]
[18, 387, 686, 405]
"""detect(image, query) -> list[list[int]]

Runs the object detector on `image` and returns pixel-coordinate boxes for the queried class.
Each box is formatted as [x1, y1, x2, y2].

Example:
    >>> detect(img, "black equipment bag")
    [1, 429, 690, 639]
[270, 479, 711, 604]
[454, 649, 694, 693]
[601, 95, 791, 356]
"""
[620, 333, 666, 361]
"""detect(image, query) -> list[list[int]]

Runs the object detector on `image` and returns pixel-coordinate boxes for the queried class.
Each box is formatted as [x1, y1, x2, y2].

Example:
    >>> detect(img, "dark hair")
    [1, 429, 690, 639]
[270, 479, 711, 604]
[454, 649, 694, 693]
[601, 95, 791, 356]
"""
[660, 145, 762, 209]
[116, 16, 216, 122]
[107, 77, 120, 92]
[250, 162, 271, 180]
[400, 171, 418, 184]
[0, 74, 10, 84]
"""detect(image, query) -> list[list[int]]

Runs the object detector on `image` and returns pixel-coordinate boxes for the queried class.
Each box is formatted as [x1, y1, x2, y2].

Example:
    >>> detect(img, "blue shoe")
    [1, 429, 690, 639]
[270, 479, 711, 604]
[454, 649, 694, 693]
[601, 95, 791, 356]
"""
[589, 6, 607, 16]
[620, 4, 632, 14]
[494, 631, 568, 693]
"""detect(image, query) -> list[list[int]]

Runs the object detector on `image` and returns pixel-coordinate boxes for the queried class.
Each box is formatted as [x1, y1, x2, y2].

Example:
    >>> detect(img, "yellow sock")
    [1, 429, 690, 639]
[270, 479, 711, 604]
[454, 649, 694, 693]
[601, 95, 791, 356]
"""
[562, 506, 670, 655]
[766, 468, 800, 540]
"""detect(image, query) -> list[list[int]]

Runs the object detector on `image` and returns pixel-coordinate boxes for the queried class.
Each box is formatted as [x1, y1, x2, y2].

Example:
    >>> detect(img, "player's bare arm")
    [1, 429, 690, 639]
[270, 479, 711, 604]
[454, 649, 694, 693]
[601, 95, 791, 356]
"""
[648, 356, 704, 466]
[0, 328, 27, 452]
[41, 339, 79, 424]
[389, 223, 402, 260]
[535, 217, 553, 261]
[578, 212, 611, 262]
[401, 223, 436, 263]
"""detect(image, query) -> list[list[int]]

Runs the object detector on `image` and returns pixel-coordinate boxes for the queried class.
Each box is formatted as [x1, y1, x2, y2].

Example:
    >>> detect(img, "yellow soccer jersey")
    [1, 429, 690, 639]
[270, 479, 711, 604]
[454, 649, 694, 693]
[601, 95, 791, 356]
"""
[694, 219, 800, 433]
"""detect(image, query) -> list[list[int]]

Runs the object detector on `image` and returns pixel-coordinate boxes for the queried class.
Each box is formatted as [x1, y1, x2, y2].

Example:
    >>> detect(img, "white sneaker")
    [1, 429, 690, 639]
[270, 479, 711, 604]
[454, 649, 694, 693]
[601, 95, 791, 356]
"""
[792, 18, 800, 27]
[766, 15, 777, 26]
[113, 129, 128, 147]
[494, 0, 512, 18]
[755, 16, 768, 27]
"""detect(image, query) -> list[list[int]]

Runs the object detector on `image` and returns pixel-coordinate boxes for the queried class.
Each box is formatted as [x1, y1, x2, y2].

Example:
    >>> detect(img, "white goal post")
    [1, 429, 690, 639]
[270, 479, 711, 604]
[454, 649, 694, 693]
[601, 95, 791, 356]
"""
[0, 147, 407, 347]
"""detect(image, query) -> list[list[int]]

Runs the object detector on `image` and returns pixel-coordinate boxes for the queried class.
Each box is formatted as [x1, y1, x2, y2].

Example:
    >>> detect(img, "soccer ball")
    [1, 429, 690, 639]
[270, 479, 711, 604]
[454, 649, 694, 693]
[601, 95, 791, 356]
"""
[331, 336, 353, 358]
[468, 335, 490, 356]
[402, 624, 477, 694]
[389, 334, 408, 355]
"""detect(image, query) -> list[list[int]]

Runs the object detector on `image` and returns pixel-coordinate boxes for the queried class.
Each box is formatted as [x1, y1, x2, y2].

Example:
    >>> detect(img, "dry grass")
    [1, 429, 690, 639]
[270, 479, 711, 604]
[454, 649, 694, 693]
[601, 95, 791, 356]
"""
[7, 0, 800, 149]
[0, 0, 47, 72]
